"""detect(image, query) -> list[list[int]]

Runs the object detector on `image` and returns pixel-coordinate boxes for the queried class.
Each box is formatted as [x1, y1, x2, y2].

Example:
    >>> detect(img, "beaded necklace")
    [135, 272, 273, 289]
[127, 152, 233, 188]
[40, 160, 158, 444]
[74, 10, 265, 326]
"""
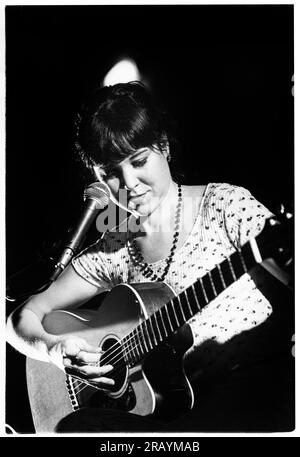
[128, 184, 182, 282]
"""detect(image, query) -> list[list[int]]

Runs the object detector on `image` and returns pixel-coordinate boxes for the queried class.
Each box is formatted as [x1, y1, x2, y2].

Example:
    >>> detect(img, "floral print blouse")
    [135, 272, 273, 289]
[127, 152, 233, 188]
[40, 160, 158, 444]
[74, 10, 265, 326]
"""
[72, 183, 275, 376]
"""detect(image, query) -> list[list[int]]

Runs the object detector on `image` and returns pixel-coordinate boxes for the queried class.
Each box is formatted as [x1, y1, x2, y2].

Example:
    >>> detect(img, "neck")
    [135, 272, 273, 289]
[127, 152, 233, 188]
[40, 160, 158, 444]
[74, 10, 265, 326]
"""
[138, 180, 179, 234]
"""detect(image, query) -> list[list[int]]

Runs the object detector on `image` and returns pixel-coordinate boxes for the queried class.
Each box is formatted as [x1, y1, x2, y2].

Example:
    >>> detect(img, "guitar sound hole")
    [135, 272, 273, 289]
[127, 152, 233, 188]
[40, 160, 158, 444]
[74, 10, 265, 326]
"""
[101, 336, 128, 394]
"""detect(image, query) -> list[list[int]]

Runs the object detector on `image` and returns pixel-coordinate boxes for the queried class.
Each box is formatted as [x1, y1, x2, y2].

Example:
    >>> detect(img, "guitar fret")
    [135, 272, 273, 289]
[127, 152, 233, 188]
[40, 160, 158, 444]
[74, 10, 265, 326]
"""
[132, 328, 140, 360]
[119, 237, 264, 366]
[208, 271, 217, 297]
[220, 259, 235, 287]
[217, 263, 227, 289]
[155, 310, 168, 341]
[128, 330, 135, 363]
[135, 327, 143, 360]
[159, 308, 168, 337]
[145, 317, 156, 349]
[201, 274, 216, 302]
[165, 305, 175, 332]
[184, 290, 193, 316]
[122, 336, 130, 364]
[141, 321, 151, 352]
[199, 277, 209, 303]
[148, 316, 158, 346]
[120, 340, 127, 364]
[193, 281, 208, 308]
[167, 300, 180, 330]
[138, 324, 149, 355]
[153, 312, 163, 342]
[191, 284, 201, 311]
[125, 334, 133, 363]
[161, 306, 173, 334]
[125, 334, 135, 365]
[177, 295, 187, 322]
[172, 297, 186, 326]
[186, 286, 201, 315]
[211, 266, 225, 295]
[228, 257, 237, 281]
[179, 291, 192, 319]
[170, 299, 181, 328]
[135, 330, 145, 358]
[237, 248, 247, 273]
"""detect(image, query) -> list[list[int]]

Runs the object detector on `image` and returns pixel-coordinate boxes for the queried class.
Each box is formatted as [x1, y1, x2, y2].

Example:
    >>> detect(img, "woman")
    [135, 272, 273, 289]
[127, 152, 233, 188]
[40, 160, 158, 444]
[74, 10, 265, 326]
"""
[6, 82, 294, 432]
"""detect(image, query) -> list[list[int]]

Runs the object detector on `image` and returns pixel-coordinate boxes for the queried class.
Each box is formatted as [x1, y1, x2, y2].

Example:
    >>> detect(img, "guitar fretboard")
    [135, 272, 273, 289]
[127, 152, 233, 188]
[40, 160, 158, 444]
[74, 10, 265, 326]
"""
[121, 239, 259, 367]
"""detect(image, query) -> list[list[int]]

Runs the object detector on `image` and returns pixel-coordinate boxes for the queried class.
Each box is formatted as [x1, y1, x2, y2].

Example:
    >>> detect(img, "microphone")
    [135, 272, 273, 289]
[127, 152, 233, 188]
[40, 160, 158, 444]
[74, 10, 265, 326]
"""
[50, 182, 110, 281]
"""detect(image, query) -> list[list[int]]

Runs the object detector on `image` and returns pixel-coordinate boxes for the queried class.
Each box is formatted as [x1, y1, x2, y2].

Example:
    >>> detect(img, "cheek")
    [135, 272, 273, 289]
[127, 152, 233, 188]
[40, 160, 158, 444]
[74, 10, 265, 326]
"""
[105, 179, 120, 196]
[155, 158, 171, 184]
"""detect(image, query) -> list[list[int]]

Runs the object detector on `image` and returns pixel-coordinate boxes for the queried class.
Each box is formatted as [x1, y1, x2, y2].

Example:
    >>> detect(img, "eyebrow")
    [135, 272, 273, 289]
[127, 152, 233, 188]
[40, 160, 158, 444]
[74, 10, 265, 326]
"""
[103, 149, 149, 174]
[130, 148, 149, 160]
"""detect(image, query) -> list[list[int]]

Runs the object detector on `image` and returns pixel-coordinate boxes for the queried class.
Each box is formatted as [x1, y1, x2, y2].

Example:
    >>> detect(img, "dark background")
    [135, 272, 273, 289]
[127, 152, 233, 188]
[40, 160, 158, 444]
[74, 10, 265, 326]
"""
[5, 5, 294, 433]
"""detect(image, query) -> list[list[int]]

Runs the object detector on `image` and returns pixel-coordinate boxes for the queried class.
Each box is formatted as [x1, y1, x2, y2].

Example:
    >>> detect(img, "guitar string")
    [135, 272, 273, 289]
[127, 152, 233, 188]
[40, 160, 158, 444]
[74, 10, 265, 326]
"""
[70, 346, 146, 397]
[68, 280, 217, 394]
[74, 294, 193, 380]
[74, 250, 243, 372]
[69, 282, 215, 394]
[68, 249, 252, 397]
[70, 321, 165, 395]
[73, 297, 182, 371]
[70, 290, 202, 395]
[69, 310, 183, 396]
[92, 281, 206, 368]
[89, 250, 243, 369]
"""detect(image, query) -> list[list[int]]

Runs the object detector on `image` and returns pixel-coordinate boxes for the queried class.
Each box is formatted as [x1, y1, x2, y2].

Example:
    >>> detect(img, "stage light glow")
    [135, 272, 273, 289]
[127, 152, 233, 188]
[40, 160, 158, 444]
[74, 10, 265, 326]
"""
[103, 58, 141, 86]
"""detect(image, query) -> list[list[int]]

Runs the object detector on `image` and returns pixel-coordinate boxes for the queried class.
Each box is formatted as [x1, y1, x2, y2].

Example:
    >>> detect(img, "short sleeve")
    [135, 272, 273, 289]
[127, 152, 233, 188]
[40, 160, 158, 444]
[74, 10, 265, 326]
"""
[72, 238, 112, 290]
[223, 185, 274, 249]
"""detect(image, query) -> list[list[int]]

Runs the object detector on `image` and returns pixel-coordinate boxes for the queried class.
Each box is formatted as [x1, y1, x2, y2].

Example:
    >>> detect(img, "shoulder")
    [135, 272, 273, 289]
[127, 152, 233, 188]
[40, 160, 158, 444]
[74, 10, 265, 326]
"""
[183, 183, 247, 198]
[186, 183, 260, 216]
[204, 182, 255, 204]
[184, 182, 248, 206]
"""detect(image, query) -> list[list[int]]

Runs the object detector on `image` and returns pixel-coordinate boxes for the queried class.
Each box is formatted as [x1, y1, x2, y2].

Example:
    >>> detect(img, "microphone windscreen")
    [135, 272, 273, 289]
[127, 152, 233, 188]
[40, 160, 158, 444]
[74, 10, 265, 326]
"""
[84, 182, 110, 209]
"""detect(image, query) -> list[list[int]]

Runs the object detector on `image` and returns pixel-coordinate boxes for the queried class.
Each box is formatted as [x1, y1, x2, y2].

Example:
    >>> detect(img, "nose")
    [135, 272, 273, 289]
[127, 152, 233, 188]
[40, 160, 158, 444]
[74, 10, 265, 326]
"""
[121, 165, 139, 191]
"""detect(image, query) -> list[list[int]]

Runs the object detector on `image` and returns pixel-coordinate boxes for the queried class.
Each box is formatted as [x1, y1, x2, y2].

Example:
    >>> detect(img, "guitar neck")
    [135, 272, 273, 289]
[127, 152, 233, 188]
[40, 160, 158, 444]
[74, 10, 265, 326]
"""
[122, 237, 262, 367]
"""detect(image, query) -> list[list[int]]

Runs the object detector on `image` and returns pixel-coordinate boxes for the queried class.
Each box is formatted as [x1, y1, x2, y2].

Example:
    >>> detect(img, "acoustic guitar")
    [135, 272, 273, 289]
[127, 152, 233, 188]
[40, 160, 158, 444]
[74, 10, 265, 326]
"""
[26, 215, 292, 432]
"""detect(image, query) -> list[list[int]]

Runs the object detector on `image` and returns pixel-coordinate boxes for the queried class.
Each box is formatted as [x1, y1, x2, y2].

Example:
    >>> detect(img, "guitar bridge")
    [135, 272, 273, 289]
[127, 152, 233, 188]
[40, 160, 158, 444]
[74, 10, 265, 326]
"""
[65, 375, 136, 412]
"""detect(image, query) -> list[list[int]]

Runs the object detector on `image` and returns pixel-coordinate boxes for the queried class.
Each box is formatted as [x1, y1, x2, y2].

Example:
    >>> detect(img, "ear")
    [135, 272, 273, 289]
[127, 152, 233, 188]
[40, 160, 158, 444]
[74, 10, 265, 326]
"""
[93, 165, 106, 182]
[162, 136, 170, 160]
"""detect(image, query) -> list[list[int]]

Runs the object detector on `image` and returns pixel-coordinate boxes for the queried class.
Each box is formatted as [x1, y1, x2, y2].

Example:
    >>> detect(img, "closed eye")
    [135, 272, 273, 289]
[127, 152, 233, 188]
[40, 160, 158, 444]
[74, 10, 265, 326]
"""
[104, 152, 149, 178]
[131, 158, 148, 168]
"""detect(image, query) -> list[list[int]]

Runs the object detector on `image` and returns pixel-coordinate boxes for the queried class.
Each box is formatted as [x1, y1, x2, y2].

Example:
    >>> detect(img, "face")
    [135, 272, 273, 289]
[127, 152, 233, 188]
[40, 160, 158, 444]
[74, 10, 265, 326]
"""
[103, 145, 172, 217]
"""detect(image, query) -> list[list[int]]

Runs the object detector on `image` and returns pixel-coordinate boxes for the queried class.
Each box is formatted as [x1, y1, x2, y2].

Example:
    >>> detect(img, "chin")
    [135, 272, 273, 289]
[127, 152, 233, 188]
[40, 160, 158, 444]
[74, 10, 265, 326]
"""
[132, 205, 151, 217]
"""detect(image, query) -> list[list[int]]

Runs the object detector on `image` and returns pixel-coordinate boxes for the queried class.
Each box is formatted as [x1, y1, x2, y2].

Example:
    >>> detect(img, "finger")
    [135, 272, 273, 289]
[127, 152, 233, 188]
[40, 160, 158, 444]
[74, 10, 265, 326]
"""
[79, 341, 103, 354]
[89, 377, 115, 386]
[72, 364, 114, 376]
[63, 357, 72, 367]
[76, 351, 102, 364]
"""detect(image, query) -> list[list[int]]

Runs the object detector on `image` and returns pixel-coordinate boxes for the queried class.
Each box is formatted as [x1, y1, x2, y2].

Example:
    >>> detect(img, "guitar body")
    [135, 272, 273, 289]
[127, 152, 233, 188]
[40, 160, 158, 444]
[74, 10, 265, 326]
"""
[24, 215, 293, 432]
[26, 282, 194, 432]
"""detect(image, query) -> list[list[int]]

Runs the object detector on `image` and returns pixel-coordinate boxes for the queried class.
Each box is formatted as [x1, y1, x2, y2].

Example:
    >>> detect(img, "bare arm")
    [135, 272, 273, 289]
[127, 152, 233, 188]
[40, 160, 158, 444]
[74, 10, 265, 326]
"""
[6, 265, 114, 387]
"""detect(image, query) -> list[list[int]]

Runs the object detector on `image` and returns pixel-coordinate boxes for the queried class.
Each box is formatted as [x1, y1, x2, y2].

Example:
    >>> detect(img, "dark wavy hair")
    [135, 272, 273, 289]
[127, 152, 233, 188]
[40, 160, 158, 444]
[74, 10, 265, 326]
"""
[74, 81, 181, 181]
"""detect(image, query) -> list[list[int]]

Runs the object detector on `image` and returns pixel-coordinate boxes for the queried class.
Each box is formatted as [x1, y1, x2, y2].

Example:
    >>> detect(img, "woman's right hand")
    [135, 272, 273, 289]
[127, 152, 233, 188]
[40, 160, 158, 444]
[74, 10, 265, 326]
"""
[48, 336, 115, 389]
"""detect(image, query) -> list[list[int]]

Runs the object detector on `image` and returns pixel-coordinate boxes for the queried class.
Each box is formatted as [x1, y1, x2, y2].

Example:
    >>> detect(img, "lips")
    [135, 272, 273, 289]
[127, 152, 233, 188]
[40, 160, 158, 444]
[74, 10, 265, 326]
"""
[130, 191, 147, 200]
[129, 191, 149, 204]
